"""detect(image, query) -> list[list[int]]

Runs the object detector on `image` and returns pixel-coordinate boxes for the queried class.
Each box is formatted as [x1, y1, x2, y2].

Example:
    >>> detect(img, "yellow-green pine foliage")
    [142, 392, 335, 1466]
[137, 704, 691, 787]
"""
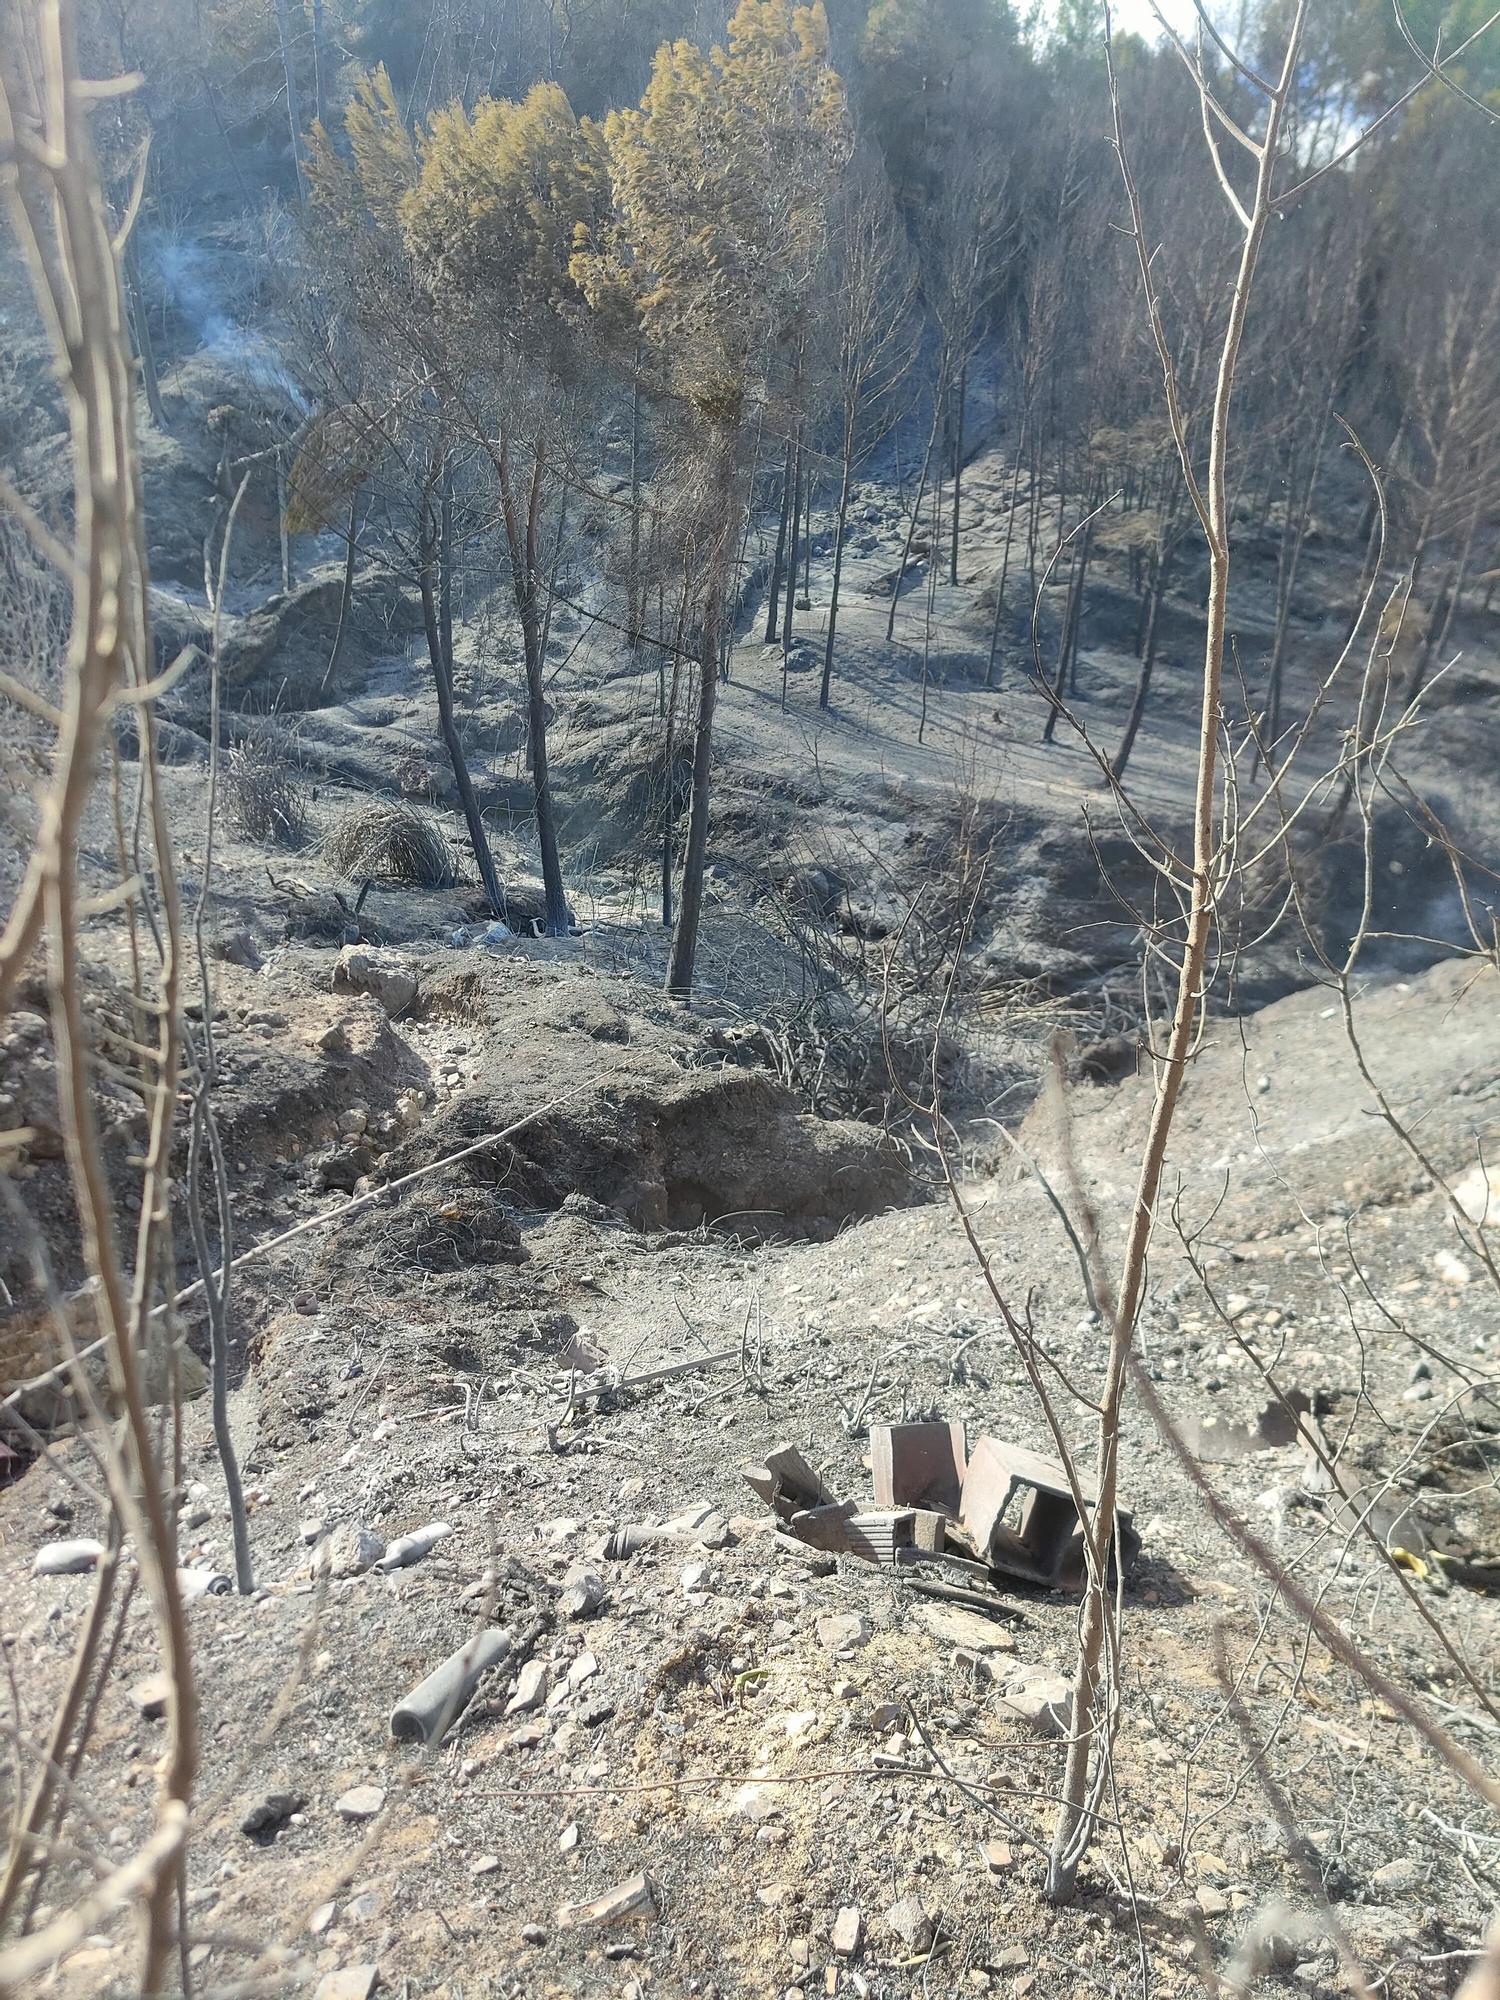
[400, 83, 611, 324]
[573, 0, 849, 423]
[307, 64, 417, 228]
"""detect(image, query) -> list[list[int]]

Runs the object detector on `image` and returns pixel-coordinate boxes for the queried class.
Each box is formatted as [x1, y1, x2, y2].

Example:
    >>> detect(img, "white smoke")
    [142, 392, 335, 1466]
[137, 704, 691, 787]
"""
[150, 233, 310, 413]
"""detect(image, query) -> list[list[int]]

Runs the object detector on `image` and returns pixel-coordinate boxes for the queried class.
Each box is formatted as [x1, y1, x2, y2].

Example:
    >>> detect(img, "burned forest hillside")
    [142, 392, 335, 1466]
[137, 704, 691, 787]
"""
[1, 2, 1499, 1998]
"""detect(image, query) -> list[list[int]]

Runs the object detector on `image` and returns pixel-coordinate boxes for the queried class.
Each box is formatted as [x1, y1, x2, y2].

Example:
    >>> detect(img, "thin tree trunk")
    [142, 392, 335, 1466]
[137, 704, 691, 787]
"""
[801, 457, 813, 599]
[660, 584, 688, 928]
[1062, 510, 1094, 695]
[1113, 551, 1169, 781]
[918, 474, 940, 744]
[272, 0, 306, 201]
[666, 583, 722, 997]
[504, 444, 569, 935]
[783, 428, 803, 662]
[667, 444, 736, 999]
[821, 445, 854, 710]
[311, 0, 327, 127]
[1255, 405, 1330, 776]
[886, 356, 948, 641]
[122, 227, 164, 427]
[419, 492, 503, 917]
[949, 359, 966, 585]
[764, 440, 792, 643]
[1047, 16, 1304, 1901]
[985, 442, 1027, 688]
[1040, 536, 1082, 746]
[627, 352, 643, 648]
[276, 449, 292, 593]
[1423, 489, 1483, 675]
[725, 424, 760, 680]
[319, 488, 361, 695]
[538, 484, 566, 666]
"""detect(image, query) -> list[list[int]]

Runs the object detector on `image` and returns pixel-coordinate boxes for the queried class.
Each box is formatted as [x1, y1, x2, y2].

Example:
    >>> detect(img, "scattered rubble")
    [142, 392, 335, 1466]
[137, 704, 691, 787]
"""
[745, 1422, 1138, 1600]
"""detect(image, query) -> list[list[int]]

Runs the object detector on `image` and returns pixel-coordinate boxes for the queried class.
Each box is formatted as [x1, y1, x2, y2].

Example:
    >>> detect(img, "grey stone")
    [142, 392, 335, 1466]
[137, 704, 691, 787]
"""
[240, 1791, 304, 1837]
[506, 1660, 549, 1715]
[816, 1612, 869, 1652]
[319, 1525, 386, 1579]
[886, 1895, 935, 1954]
[335, 1785, 385, 1822]
[313, 1968, 378, 2000]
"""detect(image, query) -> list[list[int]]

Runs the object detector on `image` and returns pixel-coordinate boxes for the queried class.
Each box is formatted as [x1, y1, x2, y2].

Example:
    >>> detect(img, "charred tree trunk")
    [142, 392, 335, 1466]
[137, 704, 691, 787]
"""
[764, 440, 793, 644]
[1112, 579, 1166, 783]
[985, 442, 1027, 688]
[660, 586, 688, 928]
[122, 227, 163, 427]
[949, 360, 966, 586]
[1062, 509, 1094, 697]
[886, 352, 948, 642]
[821, 449, 854, 710]
[782, 427, 804, 696]
[419, 485, 503, 916]
[627, 354, 644, 649]
[1040, 536, 1082, 747]
[667, 444, 737, 1000]
[272, 0, 307, 201]
[319, 488, 361, 694]
[499, 439, 570, 936]
[667, 581, 722, 998]
[276, 450, 292, 593]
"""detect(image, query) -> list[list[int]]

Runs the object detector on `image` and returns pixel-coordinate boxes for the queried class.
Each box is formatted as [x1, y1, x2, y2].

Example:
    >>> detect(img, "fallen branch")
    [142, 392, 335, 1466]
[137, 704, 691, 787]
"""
[568, 1345, 738, 1402]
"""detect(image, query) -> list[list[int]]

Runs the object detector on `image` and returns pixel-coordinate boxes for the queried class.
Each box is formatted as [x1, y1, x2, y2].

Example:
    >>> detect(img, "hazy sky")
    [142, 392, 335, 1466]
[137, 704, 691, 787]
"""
[1089, 1, 1201, 36]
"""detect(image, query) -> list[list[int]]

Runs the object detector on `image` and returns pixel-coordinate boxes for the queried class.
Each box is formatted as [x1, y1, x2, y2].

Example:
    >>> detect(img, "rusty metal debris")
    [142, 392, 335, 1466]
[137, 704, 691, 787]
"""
[745, 1421, 1138, 1597]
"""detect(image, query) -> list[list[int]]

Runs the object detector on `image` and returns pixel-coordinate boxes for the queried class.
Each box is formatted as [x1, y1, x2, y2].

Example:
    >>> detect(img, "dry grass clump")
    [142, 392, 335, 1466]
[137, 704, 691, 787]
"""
[322, 798, 454, 887]
[222, 734, 310, 846]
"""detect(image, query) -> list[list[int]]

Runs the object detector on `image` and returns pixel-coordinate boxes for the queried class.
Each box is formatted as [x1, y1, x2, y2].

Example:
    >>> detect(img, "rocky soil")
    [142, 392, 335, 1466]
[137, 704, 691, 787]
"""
[3, 336, 1500, 2000]
[3, 938, 1498, 1999]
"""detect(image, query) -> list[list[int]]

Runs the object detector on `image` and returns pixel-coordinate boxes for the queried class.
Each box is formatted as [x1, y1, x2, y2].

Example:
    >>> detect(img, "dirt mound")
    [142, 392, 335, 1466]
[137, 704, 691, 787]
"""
[385, 1062, 919, 1241]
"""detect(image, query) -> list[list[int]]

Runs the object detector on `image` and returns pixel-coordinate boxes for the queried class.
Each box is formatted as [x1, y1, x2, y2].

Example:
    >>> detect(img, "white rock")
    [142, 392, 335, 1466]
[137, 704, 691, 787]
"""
[334, 1785, 385, 1822]
[1433, 1248, 1473, 1287]
[1371, 1857, 1422, 1895]
[1452, 1162, 1500, 1227]
[998, 1672, 1073, 1739]
[320, 1525, 386, 1579]
[333, 945, 418, 1015]
[816, 1612, 869, 1651]
[506, 1660, 549, 1715]
[886, 1895, 935, 1954]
